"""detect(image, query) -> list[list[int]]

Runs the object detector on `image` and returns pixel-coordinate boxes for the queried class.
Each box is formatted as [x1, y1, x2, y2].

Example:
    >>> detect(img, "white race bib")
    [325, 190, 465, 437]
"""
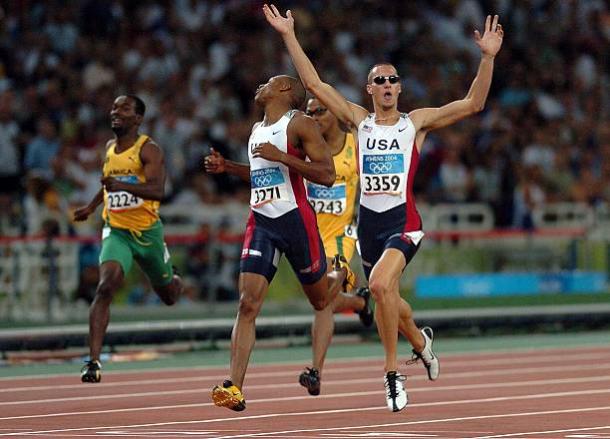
[307, 183, 346, 216]
[250, 167, 290, 207]
[344, 222, 358, 239]
[107, 191, 143, 211]
[362, 154, 404, 195]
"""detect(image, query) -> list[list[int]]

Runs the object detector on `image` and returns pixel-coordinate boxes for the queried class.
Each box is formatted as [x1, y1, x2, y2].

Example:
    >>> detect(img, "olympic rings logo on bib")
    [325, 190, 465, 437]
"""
[253, 175, 274, 187]
[368, 162, 395, 174]
[314, 188, 333, 198]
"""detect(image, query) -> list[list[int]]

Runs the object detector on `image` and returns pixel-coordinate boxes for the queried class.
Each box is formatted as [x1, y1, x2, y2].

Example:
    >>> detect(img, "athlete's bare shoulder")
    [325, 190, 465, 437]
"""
[287, 110, 318, 136]
[142, 137, 161, 151]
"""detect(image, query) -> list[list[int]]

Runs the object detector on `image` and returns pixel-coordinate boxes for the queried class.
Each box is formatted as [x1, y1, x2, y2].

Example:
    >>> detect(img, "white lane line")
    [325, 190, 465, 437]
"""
[2, 404, 610, 437]
[472, 424, 610, 438]
[4, 373, 610, 409]
[4, 353, 610, 395]
[2, 385, 610, 426]
[4, 362, 610, 410]
[2, 344, 609, 383]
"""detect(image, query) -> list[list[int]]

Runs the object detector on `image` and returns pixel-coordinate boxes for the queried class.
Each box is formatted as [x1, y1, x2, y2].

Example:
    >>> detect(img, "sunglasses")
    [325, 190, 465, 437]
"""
[372, 75, 400, 85]
[305, 107, 328, 116]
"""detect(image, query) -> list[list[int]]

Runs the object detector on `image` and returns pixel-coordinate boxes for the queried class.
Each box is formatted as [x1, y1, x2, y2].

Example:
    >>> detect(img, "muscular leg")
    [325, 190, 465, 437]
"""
[368, 248, 406, 372]
[88, 261, 124, 362]
[230, 272, 269, 389]
[331, 291, 365, 313]
[303, 272, 336, 373]
[397, 298, 425, 352]
[309, 259, 345, 372]
[153, 273, 184, 305]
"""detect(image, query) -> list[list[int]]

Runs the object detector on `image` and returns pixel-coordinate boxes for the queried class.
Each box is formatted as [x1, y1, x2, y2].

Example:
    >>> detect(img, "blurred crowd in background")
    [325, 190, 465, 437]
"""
[1, 0, 609, 302]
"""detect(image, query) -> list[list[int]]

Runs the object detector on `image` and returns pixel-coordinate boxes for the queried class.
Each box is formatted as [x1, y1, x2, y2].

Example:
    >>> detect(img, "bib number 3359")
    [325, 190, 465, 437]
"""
[362, 154, 404, 195]
[363, 175, 401, 193]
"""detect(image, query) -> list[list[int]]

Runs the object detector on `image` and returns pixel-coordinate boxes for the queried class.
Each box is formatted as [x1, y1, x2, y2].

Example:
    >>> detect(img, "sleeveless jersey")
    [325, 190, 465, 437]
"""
[102, 134, 160, 232]
[358, 113, 422, 230]
[307, 132, 358, 238]
[248, 111, 309, 218]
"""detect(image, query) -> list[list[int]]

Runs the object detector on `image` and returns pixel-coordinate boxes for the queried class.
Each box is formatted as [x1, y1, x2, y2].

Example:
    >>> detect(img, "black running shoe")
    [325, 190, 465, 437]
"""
[355, 287, 374, 328]
[81, 360, 102, 383]
[298, 367, 321, 396]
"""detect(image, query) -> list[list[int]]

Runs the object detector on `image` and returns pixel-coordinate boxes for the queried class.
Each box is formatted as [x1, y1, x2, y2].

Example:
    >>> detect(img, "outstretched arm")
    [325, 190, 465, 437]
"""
[410, 15, 504, 136]
[204, 148, 251, 183]
[263, 4, 368, 131]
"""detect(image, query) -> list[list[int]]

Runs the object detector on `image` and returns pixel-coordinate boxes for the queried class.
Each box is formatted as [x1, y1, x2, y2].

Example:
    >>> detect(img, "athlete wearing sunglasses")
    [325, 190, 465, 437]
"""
[372, 75, 400, 85]
[265, 3, 504, 412]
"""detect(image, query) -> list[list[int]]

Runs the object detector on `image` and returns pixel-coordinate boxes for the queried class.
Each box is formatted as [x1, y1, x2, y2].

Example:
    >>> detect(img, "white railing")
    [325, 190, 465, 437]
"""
[1, 202, 608, 322]
[532, 202, 595, 229]
[0, 239, 79, 321]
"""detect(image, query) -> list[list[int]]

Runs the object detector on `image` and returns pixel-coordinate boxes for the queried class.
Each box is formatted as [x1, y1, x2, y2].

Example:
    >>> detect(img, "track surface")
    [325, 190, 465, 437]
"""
[2, 344, 610, 438]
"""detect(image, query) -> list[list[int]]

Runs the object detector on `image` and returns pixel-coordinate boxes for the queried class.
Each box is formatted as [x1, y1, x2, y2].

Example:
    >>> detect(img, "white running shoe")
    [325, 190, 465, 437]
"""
[384, 371, 408, 412]
[412, 326, 440, 381]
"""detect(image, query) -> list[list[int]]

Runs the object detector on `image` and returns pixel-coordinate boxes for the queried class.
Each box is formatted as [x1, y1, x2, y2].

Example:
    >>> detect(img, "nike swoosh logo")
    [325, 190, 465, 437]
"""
[398, 127, 407, 132]
[272, 130, 281, 135]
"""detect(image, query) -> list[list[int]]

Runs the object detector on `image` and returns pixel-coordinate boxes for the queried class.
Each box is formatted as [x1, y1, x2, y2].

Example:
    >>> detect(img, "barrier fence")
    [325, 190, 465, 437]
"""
[1, 203, 609, 322]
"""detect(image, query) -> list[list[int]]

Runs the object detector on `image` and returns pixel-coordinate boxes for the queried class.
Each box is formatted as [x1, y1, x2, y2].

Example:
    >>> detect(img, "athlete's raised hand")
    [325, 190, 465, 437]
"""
[474, 15, 504, 57]
[204, 148, 226, 174]
[263, 4, 294, 36]
[252, 142, 284, 163]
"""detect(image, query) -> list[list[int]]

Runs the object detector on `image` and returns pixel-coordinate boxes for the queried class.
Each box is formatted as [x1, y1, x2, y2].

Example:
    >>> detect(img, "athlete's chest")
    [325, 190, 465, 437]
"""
[359, 121, 414, 154]
[104, 149, 142, 176]
[248, 125, 289, 159]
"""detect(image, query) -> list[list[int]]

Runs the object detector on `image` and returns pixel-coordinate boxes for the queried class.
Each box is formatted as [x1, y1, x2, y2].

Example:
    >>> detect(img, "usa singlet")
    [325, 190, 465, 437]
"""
[356, 113, 424, 277]
[102, 134, 160, 232]
[248, 110, 308, 218]
[358, 113, 422, 232]
[241, 110, 326, 285]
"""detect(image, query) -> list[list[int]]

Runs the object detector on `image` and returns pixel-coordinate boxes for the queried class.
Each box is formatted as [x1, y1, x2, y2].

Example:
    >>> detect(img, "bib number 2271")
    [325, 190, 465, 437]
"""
[253, 186, 280, 205]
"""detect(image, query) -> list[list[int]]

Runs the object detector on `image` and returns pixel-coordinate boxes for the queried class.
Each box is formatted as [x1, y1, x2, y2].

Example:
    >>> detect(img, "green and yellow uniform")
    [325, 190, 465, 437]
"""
[99, 134, 173, 286]
[307, 132, 359, 261]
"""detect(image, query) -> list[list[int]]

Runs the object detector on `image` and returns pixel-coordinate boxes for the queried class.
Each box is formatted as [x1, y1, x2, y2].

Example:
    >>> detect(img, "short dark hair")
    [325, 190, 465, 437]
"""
[367, 62, 398, 83]
[126, 94, 146, 116]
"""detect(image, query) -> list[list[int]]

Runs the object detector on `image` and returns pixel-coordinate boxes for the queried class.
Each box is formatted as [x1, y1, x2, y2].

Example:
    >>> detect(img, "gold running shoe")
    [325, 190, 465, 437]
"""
[332, 254, 356, 292]
[211, 380, 246, 411]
